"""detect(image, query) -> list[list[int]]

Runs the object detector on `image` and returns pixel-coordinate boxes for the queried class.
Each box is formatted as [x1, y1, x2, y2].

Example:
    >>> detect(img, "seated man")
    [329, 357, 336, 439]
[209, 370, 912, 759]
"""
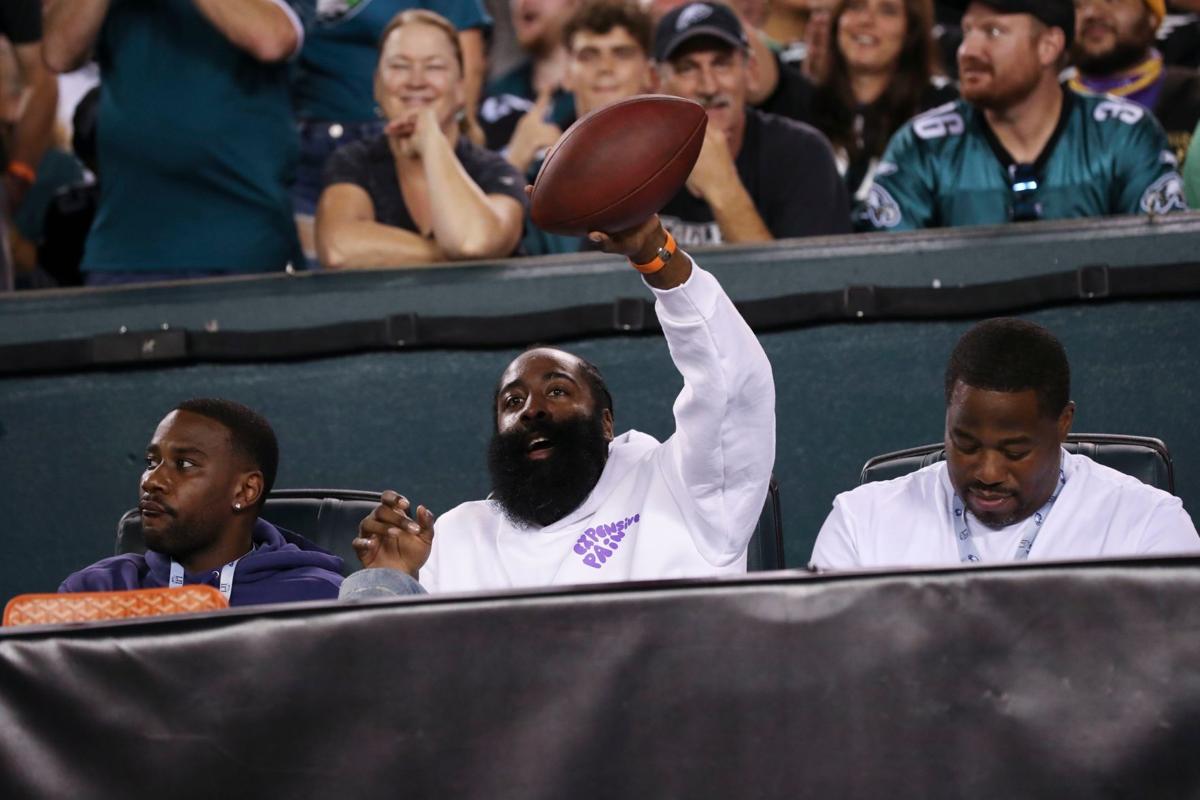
[60, 399, 344, 605]
[653, 2, 849, 245]
[1069, 0, 1200, 169]
[340, 213, 775, 597]
[810, 318, 1200, 570]
[862, 0, 1188, 231]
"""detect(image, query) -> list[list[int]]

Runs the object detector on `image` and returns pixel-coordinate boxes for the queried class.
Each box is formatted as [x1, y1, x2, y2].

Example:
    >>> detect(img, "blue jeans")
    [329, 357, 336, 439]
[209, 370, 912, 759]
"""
[292, 119, 386, 216]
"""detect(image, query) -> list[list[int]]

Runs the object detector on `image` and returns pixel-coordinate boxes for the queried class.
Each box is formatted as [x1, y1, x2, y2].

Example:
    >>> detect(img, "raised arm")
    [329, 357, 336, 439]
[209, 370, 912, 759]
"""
[43, 0, 111, 73]
[190, 0, 302, 63]
[592, 217, 776, 566]
[6, 41, 58, 208]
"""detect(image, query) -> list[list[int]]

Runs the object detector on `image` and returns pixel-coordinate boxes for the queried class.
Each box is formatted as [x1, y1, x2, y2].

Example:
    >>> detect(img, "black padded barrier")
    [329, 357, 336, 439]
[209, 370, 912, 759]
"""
[2, 561, 1200, 799]
[2, 260, 1199, 376]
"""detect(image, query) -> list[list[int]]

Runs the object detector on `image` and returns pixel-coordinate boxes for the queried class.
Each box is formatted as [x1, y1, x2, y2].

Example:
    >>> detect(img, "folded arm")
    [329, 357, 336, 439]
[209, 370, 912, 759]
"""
[191, 0, 302, 63]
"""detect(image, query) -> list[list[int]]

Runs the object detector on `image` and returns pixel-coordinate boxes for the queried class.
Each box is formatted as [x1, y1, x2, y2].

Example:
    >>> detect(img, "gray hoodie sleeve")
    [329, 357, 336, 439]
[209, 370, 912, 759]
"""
[338, 568, 427, 600]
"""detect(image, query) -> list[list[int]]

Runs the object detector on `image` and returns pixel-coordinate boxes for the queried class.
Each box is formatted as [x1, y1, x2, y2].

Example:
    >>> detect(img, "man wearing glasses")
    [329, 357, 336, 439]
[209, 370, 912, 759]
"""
[859, 0, 1187, 231]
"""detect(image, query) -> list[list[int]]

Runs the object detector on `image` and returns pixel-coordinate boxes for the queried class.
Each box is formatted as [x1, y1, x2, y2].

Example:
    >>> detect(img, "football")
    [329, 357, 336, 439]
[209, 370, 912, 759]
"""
[529, 95, 707, 236]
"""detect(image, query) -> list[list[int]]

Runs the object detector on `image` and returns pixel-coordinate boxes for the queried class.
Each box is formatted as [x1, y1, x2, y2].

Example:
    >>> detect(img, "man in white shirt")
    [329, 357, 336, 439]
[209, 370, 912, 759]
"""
[810, 318, 1200, 571]
[340, 214, 775, 597]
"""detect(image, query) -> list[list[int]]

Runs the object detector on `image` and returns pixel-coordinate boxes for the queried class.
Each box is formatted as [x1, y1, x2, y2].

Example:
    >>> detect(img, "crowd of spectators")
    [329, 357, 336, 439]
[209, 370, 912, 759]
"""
[0, 0, 1198, 287]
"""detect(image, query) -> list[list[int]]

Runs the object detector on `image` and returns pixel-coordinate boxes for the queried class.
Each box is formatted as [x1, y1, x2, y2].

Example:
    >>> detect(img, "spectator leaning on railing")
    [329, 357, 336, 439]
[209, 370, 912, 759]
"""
[290, 0, 493, 266]
[43, 0, 309, 285]
[809, 0, 958, 208]
[315, 10, 526, 269]
[861, 0, 1188, 232]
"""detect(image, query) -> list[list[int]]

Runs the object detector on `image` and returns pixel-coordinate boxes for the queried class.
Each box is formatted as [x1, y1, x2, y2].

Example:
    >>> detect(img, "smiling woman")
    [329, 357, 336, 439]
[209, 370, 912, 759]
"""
[315, 10, 527, 269]
[809, 0, 957, 204]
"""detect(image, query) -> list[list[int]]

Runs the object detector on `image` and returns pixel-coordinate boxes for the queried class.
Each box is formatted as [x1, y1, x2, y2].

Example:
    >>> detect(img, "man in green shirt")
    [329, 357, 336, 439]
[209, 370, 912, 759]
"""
[44, 0, 312, 284]
[1186, 118, 1200, 207]
[861, 0, 1187, 231]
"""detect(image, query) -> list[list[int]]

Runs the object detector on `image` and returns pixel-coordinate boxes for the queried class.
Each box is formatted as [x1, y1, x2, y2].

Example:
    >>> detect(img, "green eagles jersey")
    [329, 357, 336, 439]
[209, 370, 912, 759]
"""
[862, 90, 1188, 231]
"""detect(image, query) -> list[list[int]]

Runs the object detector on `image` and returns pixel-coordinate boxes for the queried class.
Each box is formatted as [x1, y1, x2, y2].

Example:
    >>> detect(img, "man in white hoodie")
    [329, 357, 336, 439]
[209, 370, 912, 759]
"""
[339, 214, 775, 597]
[810, 317, 1200, 571]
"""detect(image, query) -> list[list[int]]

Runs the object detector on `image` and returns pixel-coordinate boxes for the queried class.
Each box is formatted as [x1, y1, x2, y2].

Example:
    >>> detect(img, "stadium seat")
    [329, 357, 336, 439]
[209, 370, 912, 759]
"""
[3, 585, 227, 626]
[748, 476, 785, 571]
[859, 433, 1175, 493]
[118, 484, 787, 575]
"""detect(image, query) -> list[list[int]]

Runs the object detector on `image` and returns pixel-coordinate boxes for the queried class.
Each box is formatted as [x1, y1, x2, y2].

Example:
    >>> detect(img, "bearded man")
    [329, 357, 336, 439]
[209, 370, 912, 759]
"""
[1069, 0, 1200, 168]
[861, 0, 1188, 231]
[339, 214, 775, 598]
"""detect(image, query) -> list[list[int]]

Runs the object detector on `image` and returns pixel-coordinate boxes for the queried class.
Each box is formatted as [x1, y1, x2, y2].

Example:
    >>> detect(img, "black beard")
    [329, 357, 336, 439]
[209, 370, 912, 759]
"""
[1073, 41, 1153, 76]
[487, 413, 610, 529]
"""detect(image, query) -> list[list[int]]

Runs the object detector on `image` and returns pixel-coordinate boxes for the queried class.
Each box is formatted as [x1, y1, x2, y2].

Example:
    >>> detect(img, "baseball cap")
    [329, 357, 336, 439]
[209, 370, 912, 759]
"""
[948, 0, 1075, 49]
[654, 2, 749, 63]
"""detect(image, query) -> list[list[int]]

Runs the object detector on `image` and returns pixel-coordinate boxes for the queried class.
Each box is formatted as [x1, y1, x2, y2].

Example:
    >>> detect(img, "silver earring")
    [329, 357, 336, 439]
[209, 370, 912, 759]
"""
[233, 502, 242, 510]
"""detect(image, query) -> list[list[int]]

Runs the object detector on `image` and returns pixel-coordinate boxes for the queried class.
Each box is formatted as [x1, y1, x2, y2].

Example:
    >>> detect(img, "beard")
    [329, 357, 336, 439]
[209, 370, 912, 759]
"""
[960, 60, 1043, 112]
[142, 513, 219, 564]
[1072, 38, 1154, 76]
[487, 412, 611, 529]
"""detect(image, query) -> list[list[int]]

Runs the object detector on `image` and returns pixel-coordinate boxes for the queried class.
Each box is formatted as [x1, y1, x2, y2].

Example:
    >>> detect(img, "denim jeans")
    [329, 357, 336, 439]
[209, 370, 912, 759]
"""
[292, 119, 387, 216]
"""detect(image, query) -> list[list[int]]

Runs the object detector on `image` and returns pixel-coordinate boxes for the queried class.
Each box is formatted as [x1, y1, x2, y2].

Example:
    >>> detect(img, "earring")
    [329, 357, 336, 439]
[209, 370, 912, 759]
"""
[233, 502, 242, 510]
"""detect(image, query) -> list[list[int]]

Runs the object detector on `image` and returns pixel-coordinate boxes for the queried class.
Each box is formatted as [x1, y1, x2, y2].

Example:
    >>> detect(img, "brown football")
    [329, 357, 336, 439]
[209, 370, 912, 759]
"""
[529, 95, 707, 236]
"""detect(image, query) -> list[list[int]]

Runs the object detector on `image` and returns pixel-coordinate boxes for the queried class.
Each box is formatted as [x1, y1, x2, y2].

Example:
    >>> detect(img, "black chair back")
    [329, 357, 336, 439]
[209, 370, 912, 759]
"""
[747, 477, 785, 571]
[859, 433, 1174, 493]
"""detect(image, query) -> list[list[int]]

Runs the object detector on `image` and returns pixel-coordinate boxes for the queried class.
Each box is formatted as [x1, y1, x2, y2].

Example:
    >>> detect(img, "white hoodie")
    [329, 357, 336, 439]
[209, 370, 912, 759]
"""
[420, 260, 776, 593]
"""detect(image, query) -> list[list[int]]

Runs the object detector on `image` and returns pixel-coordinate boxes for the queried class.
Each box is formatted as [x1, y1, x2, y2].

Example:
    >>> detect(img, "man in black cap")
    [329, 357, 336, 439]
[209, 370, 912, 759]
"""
[654, 1, 849, 245]
[861, 0, 1188, 230]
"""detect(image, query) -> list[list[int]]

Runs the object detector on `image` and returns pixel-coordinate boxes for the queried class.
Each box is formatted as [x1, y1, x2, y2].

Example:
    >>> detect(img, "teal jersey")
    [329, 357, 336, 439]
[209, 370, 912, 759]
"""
[862, 90, 1188, 231]
[85, 0, 313, 274]
[1186, 118, 1200, 207]
[294, 0, 491, 122]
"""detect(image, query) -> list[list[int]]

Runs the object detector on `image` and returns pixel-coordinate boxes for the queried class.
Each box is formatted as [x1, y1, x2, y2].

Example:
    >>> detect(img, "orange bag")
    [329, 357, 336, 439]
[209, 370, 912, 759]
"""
[3, 585, 229, 627]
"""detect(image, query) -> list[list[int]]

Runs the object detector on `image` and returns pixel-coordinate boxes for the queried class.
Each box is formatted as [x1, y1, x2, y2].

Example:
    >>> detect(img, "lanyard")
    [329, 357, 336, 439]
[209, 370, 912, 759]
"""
[168, 557, 241, 602]
[951, 469, 1066, 564]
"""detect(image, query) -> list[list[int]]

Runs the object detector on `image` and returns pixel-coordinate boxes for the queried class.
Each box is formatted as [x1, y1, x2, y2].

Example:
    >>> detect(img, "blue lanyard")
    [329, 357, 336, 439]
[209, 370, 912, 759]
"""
[951, 469, 1066, 563]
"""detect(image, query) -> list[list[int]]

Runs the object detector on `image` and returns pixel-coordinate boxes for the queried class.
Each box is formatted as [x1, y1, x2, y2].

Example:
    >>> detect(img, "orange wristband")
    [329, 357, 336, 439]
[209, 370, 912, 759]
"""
[6, 160, 35, 184]
[629, 229, 677, 275]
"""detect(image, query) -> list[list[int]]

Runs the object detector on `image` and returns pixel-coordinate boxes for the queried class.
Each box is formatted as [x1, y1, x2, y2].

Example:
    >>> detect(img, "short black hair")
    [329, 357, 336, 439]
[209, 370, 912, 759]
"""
[944, 318, 1070, 419]
[493, 347, 615, 425]
[563, 0, 654, 55]
[174, 398, 279, 502]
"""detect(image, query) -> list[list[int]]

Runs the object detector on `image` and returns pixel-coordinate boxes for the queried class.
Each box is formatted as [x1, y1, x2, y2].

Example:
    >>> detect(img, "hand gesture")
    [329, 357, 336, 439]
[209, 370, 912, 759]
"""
[385, 107, 442, 161]
[354, 491, 436, 578]
[506, 87, 563, 173]
[685, 123, 737, 200]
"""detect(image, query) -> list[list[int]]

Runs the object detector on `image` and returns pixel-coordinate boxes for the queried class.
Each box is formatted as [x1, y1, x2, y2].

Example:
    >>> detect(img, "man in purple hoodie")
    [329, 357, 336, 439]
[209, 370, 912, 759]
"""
[59, 398, 344, 607]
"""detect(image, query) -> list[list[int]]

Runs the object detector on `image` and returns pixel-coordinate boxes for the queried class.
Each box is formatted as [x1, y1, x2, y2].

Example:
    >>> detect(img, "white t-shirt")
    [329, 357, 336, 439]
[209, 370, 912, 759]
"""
[421, 260, 776, 593]
[810, 449, 1200, 571]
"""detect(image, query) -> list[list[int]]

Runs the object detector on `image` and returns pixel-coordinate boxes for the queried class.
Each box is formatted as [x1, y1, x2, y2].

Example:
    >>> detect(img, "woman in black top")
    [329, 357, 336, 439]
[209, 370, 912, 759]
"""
[316, 10, 526, 269]
[810, 0, 957, 204]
